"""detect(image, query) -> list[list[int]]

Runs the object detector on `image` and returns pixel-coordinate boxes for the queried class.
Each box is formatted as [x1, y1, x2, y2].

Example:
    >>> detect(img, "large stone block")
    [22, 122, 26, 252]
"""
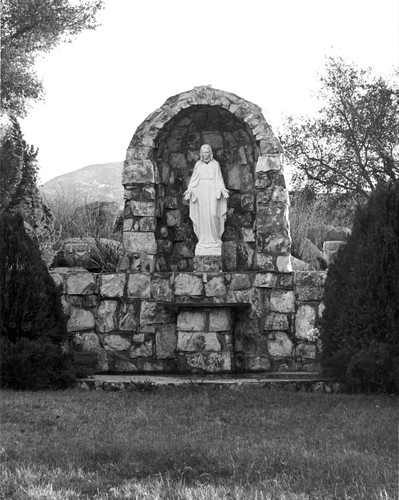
[140, 301, 174, 331]
[295, 343, 317, 359]
[230, 274, 251, 290]
[294, 271, 328, 287]
[100, 334, 131, 351]
[130, 340, 153, 358]
[209, 309, 232, 331]
[270, 290, 295, 313]
[96, 300, 118, 333]
[181, 351, 231, 372]
[237, 243, 254, 270]
[177, 311, 206, 331]
[226, 164, 241, 190]
[123, 232, 157, 254]
[295, 286, 324, 302]
[67, 308, 95, 332]
[295, 304, 317, 340]
[166, 210, 181, 227]
[118, 302, 139, 332]
[164, 196, 179, 209]
[276, 256, 292, 273]
[122, 160, 158, 185]
[255, 154, 282, 173]
[152, 277, 174, 301]
[143, 186, 156, 201]
[205, 276, 227, 297]
[178, 332, 221, 352]
[174, 274, 203, 296]
[127, 273, 151, 298]
[114, 360, 139, 372]
[129, 201, 156, 217]
[222, 241, 237, 271]
[202, 131, 224, 149]
[139, 217, 157, 232]
[227, 288, 262, 317]
[100, 274, 126, 298]
[268, 331, 293, 357]
[264, 312, 289, 331]
[74, 332, 101, 351]
[257, 234, 291, 254]
[66, 273, 97, 295]
[259, 136, 283, 154]
[194, 256, 222, 272]
[82, 295, 99, 308]
[241, 228, 255, 242]
[155, 325, 177, 359]
[245, 355, 271, 371]
[170, 152, 187, 169]
[241, 193, 255, 212]
[254, 273, 277, 288]
[255, 253, 275, 271]
[257, 186, 289, 205]
[257, 206, 290, 234]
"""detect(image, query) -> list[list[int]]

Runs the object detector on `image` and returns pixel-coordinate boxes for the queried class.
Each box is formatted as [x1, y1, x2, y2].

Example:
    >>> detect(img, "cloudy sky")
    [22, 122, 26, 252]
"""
[21, 0, 399, 183]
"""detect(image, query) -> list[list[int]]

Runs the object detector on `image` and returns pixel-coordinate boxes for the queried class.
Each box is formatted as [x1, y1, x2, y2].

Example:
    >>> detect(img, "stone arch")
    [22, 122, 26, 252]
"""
[121, 86, 291, 273]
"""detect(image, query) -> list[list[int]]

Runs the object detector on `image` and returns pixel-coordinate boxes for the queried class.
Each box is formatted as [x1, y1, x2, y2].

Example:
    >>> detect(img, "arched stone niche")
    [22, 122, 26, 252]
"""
[120, 86, 292, 274]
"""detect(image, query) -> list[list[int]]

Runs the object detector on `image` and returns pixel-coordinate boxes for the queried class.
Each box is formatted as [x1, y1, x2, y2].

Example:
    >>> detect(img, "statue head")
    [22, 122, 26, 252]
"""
[200, 144, 213, 163]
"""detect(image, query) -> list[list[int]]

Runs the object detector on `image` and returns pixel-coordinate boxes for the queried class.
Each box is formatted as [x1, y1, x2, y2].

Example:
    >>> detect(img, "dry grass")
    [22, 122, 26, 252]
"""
[0, 387, 397, 499]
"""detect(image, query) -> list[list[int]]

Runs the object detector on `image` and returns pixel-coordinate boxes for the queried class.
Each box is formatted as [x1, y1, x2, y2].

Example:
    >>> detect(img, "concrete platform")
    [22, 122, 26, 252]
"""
[77, 372, 340, 393]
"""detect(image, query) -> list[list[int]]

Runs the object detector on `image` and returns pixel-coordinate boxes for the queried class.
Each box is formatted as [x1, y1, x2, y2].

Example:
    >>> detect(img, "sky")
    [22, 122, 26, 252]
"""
[21, 0, 399, 183]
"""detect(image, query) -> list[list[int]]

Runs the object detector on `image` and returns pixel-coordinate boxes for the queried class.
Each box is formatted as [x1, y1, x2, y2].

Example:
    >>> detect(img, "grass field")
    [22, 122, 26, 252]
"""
[0, 386, 397, 499]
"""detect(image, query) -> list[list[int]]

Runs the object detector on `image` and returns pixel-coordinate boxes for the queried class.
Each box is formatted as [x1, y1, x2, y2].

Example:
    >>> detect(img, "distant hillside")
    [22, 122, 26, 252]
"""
[40, 162, 124, 207]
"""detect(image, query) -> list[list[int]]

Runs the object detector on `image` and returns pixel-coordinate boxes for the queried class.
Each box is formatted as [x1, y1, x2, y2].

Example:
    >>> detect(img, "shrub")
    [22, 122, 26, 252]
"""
[321, 181, 399, 393]
[0, 212, 74, 389]
[0, 338, 75, 390]
[46, 192, 122, 271]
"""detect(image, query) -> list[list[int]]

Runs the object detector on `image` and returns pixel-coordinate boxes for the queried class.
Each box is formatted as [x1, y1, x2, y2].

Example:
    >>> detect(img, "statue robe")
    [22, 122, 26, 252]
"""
[187, 159, 227, 256]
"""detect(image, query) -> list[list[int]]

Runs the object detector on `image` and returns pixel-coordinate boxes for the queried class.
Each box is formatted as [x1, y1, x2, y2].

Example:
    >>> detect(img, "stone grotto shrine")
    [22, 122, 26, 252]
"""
[52, 86, 326, 374]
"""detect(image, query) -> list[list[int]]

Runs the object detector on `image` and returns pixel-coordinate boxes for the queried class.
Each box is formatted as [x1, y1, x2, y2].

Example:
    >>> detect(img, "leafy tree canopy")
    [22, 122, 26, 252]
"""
[281, 57, 399, 197]
[1, 0, 103, 117]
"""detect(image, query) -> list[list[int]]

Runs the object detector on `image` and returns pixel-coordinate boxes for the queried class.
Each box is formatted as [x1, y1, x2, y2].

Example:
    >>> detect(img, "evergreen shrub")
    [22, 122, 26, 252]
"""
[0, 212, 74, 389]
[321, 182, 399, 393]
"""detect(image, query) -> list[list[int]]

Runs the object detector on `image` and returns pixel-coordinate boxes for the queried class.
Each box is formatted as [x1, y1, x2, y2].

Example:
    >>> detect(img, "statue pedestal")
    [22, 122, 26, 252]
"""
[193, 255, 222, 272]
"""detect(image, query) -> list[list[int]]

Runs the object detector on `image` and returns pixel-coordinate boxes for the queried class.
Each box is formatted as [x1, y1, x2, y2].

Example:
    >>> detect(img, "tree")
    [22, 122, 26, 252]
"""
[1, 0, 103, 117]
[0, 212, 74, 389]
[281, 58, 399, 197]
[0, 112, 57, 265]
[320, 181, 399, 393]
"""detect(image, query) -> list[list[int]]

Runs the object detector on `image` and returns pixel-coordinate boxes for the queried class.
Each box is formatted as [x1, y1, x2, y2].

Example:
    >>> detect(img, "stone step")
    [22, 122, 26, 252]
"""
[77, 372, 340, 393]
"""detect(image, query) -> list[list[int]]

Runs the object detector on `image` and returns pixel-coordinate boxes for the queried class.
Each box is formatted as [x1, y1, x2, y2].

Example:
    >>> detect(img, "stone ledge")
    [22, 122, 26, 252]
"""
[160, 302, 251, 309]
[77, 373, 340, 393]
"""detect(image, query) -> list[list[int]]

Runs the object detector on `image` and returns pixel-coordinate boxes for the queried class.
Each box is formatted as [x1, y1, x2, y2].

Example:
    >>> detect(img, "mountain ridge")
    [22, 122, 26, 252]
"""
[40, 161, 124, 207]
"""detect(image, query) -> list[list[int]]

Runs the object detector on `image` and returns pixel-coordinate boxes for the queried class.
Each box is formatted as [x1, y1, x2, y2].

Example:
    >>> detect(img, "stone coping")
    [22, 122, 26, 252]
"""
[80, 372, 333, 384]
[77, 373, 340, 393]
[160, 302, 251, 309]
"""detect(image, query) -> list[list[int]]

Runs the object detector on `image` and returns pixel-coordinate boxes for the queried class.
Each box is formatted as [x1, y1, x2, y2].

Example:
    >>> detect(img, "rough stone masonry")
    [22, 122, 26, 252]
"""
[51, 87, 326, 374]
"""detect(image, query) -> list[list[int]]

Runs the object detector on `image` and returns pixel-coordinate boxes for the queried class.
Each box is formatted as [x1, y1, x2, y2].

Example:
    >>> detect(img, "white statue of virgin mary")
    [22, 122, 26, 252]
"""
[184, 144, 229, 256]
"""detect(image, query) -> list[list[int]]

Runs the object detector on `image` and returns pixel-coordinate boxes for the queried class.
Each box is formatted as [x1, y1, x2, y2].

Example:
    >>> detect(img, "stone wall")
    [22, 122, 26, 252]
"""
[121, 86, 291, 274]
[54, 88, 328, 376]
[52, 268, 326, 375]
